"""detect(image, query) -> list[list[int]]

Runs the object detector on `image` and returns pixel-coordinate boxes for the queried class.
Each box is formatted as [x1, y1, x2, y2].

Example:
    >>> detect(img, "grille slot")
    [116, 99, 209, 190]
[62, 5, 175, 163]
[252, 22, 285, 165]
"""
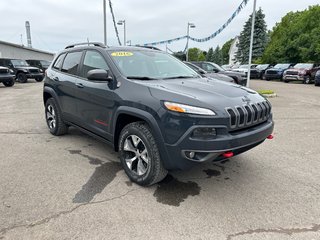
[226, 101, 271, 130]
[29, 69, 39, 73]
[0, 69, 9, 74]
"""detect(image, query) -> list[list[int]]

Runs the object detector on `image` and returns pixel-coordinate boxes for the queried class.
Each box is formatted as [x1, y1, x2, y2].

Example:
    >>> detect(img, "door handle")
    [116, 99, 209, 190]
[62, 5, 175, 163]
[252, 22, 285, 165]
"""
[75, 83, 84, 88]
[52, 77, 59, 81]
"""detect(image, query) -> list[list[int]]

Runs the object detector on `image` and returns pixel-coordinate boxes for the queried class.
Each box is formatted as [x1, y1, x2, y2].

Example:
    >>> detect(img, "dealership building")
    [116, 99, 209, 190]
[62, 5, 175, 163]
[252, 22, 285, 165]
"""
[0, 40, 54, 61]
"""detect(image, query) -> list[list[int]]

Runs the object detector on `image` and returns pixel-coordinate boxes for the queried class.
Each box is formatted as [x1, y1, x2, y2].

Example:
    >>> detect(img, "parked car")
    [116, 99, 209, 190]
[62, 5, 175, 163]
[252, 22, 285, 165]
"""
[184, 62, 235, 83]
[315, 70, 320, 86]
[283, 63, 320, 84]
[0, 66, 15, 87]
[221, 64, 233, 70]
[264, 63, 295, 81]
[26, 59, 51, 72]
[0, 58, 44, 83]
[191, 61, 247, 86]
[232, 64, 258, 78]
[252, 64, 273, 79]
[43, 42, 274, 186]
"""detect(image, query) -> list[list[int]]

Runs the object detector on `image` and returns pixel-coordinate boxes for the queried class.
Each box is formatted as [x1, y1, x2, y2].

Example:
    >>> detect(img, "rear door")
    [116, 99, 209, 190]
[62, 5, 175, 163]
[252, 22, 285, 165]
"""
[73, 50, 115, 140]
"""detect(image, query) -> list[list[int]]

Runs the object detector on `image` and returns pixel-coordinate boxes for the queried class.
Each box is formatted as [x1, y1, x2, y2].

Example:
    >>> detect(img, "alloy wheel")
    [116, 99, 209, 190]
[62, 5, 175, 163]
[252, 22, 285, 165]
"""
[46, 104, 56, 129]
[123, 135, 149, 176]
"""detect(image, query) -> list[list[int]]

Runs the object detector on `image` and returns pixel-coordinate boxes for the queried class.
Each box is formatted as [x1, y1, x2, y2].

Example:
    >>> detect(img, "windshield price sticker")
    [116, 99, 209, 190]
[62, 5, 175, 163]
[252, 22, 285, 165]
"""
[111, 52, 133, 57]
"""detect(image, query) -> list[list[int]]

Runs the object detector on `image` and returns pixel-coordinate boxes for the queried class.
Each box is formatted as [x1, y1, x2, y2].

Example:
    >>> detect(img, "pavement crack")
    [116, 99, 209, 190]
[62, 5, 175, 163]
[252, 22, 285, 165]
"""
[0, 189, 136, 237]
[226, 224, 320, 240]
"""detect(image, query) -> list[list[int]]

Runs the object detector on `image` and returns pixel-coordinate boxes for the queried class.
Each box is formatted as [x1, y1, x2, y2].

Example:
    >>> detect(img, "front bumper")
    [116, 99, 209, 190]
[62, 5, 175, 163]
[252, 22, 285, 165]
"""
[283, 75, 304, 81]
[0, 75, 15, 82]
[164, 118, 274, 170]
[26, 73, 44, 79]
[265, 73, 282, 80]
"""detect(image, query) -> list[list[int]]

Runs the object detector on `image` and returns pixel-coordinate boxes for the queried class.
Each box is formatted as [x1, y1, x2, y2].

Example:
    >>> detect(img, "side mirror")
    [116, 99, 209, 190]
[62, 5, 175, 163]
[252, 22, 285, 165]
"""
[213, 69, 219, 73]
[199, 69, 206, 74]
[87, 69, 112, 81]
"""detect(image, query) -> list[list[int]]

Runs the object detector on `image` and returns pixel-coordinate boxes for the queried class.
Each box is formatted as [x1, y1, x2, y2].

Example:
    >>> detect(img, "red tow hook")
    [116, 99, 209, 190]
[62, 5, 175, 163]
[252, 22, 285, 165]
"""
[223, 151, 234, 158]
[267, 134, 274, 140]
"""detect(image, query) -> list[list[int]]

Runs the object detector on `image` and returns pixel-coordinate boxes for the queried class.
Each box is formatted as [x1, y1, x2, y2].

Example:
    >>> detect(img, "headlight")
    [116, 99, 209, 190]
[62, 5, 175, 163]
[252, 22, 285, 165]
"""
[9, 69, 14, 74]
[164, 101, 216, 116]
[40, 69, 43, 73]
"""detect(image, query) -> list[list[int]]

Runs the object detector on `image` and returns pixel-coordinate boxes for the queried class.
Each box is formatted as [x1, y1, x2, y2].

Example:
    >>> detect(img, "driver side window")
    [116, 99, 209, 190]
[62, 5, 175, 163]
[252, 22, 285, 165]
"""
[81, 51, 109, 79]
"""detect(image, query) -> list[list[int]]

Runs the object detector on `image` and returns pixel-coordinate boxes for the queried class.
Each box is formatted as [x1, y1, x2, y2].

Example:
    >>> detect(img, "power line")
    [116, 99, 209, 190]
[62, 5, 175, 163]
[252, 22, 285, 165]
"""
[108, 0, 122, 46]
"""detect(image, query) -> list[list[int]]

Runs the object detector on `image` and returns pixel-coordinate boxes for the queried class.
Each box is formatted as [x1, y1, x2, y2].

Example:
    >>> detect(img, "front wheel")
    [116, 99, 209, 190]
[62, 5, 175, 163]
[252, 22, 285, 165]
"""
[3, 79, 15, 87]
[17, 73, 27, 83]
[45, 98, 68, 136]
[119, 122, 168, 186]
[35, 77, 43, 82]
[303, 76, 311, 84]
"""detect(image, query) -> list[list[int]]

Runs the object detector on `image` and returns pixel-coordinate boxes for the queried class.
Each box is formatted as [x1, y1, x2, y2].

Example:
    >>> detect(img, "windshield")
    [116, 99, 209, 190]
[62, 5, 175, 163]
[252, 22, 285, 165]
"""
[11, 59, 29, 67]
[109, 50, 199, 80]
[274, 64, 290, 69]
[294, 63, 313, 69]
[40, 60, 51, 67]
[256, 64, 269, 70]
[210, 63, 225, 71]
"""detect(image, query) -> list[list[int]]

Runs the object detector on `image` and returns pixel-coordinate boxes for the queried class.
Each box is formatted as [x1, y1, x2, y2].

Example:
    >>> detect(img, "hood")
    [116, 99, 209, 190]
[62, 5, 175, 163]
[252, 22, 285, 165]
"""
[139, 77, 263, 113]
[204, 73, 234, 83]
[268, 67, 287, 71]
[287, 68, 309, 71]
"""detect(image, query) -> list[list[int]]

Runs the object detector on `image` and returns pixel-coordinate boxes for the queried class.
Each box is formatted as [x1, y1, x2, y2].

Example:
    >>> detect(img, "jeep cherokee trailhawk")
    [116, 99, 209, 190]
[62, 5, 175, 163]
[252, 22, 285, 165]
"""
[43, 43, 274, 186]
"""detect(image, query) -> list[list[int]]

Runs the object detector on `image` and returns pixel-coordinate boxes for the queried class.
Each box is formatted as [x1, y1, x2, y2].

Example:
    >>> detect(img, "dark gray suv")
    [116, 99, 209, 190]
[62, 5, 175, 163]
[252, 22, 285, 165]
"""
[43, 43, 274, 186]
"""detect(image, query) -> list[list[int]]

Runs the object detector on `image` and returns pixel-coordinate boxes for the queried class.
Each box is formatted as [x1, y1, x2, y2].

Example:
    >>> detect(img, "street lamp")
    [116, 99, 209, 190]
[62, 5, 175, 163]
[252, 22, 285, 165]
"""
[117, 20, 126, 46]
[186, 22, 196, 62]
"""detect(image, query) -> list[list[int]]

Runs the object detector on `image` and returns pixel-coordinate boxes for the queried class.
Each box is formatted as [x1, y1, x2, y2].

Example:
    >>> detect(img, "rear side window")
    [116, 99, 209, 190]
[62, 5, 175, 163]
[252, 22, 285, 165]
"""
[61, 51, 82, 75]
[53, 54, 66, 70]
[81, 51, 109, 78]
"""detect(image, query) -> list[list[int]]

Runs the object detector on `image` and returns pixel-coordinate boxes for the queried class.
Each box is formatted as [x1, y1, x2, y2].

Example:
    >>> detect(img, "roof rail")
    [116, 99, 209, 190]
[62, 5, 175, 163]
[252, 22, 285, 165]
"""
[65, 42, 106, 49]
[136, 45, 162, 51]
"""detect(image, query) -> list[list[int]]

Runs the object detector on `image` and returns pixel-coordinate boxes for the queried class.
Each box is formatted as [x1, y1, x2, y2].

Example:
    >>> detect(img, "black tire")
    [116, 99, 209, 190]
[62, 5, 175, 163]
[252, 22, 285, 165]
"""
[3, 79, 15, 87]
[119, 122, 168, 186]
[284, 79, 290, 83]
[17, 73, 27, 83]
[45, 98, 68, 136]
[315, 81, 320, 87]
[35, 76, 44, 82]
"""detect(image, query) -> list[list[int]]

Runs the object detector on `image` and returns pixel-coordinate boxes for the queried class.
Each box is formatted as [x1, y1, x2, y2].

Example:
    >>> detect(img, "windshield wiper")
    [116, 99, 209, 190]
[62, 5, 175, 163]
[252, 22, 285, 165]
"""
[127, 76, 158, 80]
[163, 75, 199, 80]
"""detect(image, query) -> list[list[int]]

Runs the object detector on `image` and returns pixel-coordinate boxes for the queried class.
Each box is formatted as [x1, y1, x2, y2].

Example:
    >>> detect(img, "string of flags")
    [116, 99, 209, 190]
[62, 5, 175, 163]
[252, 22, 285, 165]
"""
[141, 0, 249, 46]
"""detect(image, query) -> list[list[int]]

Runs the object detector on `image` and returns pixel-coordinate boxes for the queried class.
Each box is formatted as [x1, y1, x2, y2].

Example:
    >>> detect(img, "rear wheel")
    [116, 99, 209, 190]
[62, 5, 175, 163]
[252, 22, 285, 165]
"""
[45, 98, 68, 136]
[119, 122, 168, 186]
[17, 73, 27, 83]
[3, 79, 15, 87]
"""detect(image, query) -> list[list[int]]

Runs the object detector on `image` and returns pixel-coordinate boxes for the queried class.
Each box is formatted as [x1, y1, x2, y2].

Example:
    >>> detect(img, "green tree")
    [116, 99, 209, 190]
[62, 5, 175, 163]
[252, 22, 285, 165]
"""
[262, 5, 320, 63]
[206, 47, 214, 62]
[198, 52, 206, 61]
[236, 8, 268, 64]
[187, 48, 201, 61]
[221, 38, 234, 64]
[212, 46, 223, 65]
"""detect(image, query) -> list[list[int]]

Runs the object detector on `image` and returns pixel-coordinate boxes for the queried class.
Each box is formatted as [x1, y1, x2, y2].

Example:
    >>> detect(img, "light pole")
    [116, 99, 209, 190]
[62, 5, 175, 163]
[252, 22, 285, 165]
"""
[186, 22, 196, 62]
[247, 0, 257, 87]
[103, 0, 107, 46]
[117, 20, 126, 46]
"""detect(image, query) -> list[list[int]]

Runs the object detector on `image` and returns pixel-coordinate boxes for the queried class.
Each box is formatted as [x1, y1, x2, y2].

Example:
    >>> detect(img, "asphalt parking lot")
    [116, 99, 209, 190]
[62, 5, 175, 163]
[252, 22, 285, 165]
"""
[0, 79, 319, 240]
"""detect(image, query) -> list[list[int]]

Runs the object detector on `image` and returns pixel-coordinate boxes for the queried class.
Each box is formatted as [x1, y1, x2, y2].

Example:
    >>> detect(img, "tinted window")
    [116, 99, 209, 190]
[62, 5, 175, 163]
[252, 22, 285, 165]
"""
[61, 51, 82, 75]
[81, 51, 109, 78]
[202, 63, 217, 72]
[53, 54, 66, 70]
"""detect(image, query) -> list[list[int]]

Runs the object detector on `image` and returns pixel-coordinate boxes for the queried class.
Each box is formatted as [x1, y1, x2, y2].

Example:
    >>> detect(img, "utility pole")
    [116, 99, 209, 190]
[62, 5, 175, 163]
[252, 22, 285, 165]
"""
[186, 22, 195, 62]
[247, 0, 257, 87]
[103, 0, 107, 46]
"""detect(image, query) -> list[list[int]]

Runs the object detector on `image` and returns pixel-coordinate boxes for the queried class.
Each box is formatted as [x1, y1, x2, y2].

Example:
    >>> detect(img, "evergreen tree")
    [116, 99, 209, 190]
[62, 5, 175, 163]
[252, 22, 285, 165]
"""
[206, 47, 214, 62]
[212, 46, 223, 65]
[236, 8, 268, 64]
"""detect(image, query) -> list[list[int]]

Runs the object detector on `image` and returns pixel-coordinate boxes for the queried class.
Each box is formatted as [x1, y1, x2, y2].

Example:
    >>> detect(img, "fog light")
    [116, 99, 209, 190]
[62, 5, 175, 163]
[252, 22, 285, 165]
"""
[186, 151, 195, 159]
[192, 127, 216, 139]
